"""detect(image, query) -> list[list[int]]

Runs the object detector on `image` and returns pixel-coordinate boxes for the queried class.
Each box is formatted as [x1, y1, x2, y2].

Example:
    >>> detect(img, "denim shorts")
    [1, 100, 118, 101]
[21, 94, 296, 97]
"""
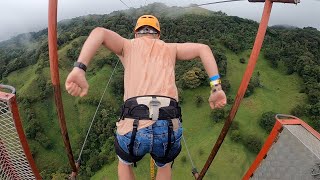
[116, 120, 183, 167]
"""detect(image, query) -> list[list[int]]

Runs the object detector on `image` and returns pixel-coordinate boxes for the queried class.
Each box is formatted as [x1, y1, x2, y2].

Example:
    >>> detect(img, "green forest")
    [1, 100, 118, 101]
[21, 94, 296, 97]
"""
[0, 3, 319, 179]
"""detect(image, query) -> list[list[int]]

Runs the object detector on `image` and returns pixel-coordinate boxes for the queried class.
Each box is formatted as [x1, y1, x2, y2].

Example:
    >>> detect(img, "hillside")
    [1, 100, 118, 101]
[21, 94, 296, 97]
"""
[0, 3, 319, 179]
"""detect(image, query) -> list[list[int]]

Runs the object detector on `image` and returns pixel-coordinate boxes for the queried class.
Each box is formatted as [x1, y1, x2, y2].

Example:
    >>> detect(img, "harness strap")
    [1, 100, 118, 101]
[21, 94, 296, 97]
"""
[114, 134, 144, 165]
[165, 119, 174, 157]
[129, 119, 139, 166]
[151, 144, 182, 165]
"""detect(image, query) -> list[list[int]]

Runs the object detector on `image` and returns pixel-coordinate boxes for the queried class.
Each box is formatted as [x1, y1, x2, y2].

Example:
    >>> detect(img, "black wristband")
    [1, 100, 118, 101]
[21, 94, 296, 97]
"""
[74, 62, 87, 72]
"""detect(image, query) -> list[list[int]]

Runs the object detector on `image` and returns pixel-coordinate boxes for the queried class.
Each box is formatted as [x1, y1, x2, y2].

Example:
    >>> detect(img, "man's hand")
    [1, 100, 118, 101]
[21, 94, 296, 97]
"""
[65, 68, 89, 97]
[208, 90, 227, 109]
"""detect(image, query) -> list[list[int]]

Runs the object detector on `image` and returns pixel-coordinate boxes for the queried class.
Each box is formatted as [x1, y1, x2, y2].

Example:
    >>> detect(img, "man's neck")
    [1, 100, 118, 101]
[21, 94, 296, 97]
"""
[136, 34, 159, 39]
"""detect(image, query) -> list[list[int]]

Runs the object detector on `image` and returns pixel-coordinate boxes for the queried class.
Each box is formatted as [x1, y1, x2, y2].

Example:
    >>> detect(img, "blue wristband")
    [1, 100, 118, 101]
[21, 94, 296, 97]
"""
[209, 74, 220, 81]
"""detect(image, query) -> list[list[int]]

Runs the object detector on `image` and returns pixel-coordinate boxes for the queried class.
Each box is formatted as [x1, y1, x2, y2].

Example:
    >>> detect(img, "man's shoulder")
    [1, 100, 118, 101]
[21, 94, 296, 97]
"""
[164, 42, 178, 49]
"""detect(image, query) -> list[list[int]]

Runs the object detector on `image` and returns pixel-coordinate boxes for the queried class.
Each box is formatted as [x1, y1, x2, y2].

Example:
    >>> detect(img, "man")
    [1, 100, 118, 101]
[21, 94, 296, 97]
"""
[65, 15, 227, 180]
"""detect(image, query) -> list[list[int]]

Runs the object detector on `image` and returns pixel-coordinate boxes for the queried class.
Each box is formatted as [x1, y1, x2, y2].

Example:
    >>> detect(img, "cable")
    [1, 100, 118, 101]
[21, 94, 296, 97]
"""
[127, 0, 133, 7]
[77, 59, 120, 162]
[78, 0, 136, 162]
[119, 0, 130, 9]
[182, 134, 196, 169]
[186, 0, 246, 8]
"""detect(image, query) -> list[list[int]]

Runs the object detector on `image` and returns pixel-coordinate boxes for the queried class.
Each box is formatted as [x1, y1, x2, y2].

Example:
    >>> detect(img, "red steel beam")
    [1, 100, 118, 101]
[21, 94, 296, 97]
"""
[196, 0, 273, 179]
[249, 0, 299, 4]
[10, 95, 42, 180]
[48, 0, 77, 174]
[242, 120, 283, 179]
[243, 115, 319, 179]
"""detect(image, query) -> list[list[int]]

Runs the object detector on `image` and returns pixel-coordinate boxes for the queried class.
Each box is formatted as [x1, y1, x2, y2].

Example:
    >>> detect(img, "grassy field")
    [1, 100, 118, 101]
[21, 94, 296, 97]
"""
[1, 28, 307, 178]
[92, 49, 306, 179]
[3, 44, 305, 179]
[2, 37, 117, 176]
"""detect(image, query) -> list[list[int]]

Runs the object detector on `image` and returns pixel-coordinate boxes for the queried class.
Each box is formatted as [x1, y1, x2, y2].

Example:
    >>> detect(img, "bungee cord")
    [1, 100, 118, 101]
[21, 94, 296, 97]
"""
[77, 60, 120, 162]
[182, 135, 197, 173]
[78, 0, 137, 164]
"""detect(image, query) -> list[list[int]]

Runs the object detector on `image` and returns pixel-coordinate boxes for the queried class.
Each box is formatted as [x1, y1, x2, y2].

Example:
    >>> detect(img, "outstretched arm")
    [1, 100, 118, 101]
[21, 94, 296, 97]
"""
[176, 43, 218, 77]
[175, 43, 227, 109]
[77, 27, 126, 66]
[65, 27, 126, 97]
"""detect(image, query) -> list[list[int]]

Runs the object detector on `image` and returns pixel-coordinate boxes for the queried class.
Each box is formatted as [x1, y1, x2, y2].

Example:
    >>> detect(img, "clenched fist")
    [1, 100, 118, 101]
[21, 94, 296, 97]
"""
[65, 68, 89, 97]
[208, 90, 227, 109]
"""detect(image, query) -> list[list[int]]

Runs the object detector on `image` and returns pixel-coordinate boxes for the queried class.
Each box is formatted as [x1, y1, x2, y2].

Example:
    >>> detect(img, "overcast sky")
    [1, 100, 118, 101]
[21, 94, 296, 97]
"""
[0, 0, 319, 42]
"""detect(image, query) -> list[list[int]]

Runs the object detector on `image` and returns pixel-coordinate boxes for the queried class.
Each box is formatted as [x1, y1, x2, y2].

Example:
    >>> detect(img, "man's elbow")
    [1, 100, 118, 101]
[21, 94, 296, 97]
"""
[90, 27, 106, 39]
[200, 44, 211, 51]
[92, 27, 105, 33]
[199, 44, 212, 55]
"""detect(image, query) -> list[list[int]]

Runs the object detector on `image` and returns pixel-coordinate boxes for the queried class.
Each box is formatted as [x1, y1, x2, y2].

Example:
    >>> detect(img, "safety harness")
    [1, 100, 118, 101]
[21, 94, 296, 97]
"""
[115, 95, 182, 166]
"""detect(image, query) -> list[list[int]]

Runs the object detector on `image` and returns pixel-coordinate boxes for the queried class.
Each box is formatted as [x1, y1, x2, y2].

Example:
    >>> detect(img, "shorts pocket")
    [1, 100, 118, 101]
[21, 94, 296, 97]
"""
[162, 126, 183, 156]
[117, 132, 143, 157]
[116, 132, 132, 153]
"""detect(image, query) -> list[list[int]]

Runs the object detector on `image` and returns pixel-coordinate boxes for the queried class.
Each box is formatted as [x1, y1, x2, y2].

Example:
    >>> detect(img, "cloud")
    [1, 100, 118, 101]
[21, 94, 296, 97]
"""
[0, 0, 319, 42]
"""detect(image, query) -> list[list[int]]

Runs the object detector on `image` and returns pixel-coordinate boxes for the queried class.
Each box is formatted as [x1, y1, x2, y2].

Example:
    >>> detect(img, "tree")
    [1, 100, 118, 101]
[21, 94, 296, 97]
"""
[239, 57, 246, 64]
[230, 121, 239, 131]
[230, 130, 241, 142]
[181, 67, 206, 89]
[290, 105, 306, 117]
[52, 173, 68, 180]
[210, 109, 226, 123]
[195, 95, 204, 107]
[244, 134, 262, 153]
[245, 74, 261, 97]
[36, 132, 53, 149]
[259, 111, 277, 132]
[221, 79, 231, 94]
[26, 120, 44, 139]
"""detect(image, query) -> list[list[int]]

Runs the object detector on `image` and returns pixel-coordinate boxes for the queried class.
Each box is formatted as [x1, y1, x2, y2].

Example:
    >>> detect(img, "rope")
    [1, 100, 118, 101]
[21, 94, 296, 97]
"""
[182, 134, 196, 169]
[150, 158, 156, 180]
[77, 60, 120, 162]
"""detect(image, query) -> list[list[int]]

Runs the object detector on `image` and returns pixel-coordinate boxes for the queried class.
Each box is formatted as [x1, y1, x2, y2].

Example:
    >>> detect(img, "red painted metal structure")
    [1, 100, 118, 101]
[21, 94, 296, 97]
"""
[0, 140, 19, 179]
[0, 91, 42, 179]
[242, 115, 320, 179]
[47, 0, 300, 178]
[48, 0, 77, 175]
[249, 0, 300, 3]
[196, 0, 299, 179]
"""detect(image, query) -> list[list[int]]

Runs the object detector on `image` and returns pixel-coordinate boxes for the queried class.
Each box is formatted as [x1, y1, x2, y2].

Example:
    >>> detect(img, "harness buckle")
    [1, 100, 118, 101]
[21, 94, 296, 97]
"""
[149, 97, 161, 121]
[133, 120, 139, 128]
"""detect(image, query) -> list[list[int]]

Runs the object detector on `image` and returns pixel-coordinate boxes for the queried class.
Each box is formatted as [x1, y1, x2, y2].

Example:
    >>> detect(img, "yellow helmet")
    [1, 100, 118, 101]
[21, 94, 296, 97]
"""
[134, 15, 160, 33]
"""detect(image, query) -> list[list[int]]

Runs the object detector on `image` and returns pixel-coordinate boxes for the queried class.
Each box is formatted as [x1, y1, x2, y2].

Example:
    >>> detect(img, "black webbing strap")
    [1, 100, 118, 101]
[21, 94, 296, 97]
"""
[114, 134, 144, 164]
[151, 143, 181, 165]
[129, 119, 139, 166]
[165, 120, 174, 157]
